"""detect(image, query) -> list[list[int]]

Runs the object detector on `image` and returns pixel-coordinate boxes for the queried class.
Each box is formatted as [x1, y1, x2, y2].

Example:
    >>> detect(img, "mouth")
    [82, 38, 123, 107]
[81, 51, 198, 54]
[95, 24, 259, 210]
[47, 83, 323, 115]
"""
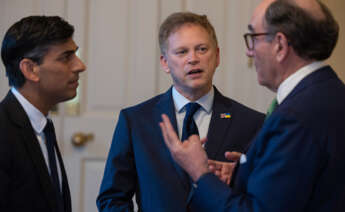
[68, 78, 79, 88]
[69, 77, 79, 83]
[187, 69, 203, 75]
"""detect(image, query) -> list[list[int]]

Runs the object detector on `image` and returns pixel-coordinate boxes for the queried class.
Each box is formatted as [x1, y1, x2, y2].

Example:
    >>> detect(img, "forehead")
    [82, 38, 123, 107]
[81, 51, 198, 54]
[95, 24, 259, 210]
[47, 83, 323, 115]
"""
[167, 24, 212, 47]
[249, 0, 275, 32]
[45, 38, 77, 56]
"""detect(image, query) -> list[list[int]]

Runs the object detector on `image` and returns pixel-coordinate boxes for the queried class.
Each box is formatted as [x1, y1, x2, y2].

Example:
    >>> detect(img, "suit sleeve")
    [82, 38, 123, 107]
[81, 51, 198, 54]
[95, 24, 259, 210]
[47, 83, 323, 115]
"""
[191, 115, 326, 212]
[97, 110, 137, 212]
[0, 117, 11, 209]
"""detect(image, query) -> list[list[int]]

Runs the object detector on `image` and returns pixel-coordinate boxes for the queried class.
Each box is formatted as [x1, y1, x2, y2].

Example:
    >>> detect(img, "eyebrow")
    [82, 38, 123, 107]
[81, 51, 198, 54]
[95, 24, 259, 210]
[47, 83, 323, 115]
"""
[61, 46, 79, 56]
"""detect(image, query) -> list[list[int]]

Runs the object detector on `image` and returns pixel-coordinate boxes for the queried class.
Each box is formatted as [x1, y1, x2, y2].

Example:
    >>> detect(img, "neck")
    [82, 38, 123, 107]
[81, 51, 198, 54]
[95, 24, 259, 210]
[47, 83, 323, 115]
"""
[18, 84, 53, 116]
[176, 86, 211, 102]
[274, 56, 315, 92]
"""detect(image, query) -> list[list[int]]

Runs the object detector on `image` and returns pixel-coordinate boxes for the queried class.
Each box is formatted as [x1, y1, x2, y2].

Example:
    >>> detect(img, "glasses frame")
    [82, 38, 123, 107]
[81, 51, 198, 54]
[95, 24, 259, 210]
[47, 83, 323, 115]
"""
[243, 32, 273, 50]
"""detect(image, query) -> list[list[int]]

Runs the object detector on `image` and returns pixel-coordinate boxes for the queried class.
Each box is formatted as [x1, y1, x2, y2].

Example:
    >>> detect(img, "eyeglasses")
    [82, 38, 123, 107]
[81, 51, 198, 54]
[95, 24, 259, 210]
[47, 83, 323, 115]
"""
[243, 32, 273, 50]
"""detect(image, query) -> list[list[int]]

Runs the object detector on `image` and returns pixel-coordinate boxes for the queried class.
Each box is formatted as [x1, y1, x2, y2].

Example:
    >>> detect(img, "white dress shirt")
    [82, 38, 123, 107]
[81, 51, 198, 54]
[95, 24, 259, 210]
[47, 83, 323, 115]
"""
[277, 61, 326, 104]
[11, 87, 62, 191]
[172, 86, 214, 140]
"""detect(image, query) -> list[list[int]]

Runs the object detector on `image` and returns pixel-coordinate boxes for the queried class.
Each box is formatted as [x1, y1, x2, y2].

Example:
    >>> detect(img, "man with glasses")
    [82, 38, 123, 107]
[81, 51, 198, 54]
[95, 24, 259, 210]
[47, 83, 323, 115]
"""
[160, 0, 345, 211]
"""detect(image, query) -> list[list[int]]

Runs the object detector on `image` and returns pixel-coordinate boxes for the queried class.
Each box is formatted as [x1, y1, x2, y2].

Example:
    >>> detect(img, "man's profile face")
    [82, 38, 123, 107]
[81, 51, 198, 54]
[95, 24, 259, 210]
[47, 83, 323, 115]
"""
[246, 0, 278, 91]
[160, 24, 219, 98]
[34, 38, 86, 105]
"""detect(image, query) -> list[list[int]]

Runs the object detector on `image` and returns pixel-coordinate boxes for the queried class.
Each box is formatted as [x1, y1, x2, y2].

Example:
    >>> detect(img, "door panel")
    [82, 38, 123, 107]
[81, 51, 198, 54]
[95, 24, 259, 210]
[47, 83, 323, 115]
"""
[86, 0, 129, 108]
[82, 160, 105, 212]
[64, 0, 159, 211]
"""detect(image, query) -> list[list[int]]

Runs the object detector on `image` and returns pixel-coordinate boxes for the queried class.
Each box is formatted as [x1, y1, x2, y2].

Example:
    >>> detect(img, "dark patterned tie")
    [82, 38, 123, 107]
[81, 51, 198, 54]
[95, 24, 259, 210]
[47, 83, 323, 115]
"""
[44, 119, 60, 192]
[44, 119, 65, 212]
[182, 102, 201, 141]
[181, 102, 201, 209]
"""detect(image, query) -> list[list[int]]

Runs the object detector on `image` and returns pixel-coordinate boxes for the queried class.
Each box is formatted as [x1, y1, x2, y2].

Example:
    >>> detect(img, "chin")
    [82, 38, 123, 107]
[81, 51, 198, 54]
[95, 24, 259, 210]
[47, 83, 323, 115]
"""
[63, 92, 77, 102]
[258, 76, 267, 87]
[257, 78, 264, 86]
[188, 84, 206, 92]
[256, 74, 265, 85]
[190, 79, 210, 88]
[258, 80, 269, 88]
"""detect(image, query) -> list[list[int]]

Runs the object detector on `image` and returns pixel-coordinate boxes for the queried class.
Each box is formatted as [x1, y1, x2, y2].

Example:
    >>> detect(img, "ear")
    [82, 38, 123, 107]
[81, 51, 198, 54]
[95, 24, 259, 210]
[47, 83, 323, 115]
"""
[215, 47, 220, 68]
[274, 32, 289, 63]
[160, 54, 170, 74]
[19, 58, 40, 82]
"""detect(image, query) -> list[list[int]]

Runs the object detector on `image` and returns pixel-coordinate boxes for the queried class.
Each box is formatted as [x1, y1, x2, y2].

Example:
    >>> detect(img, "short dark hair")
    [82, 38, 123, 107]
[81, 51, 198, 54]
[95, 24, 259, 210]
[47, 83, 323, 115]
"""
[264, 0, 339, 61]
[159, 12, 218, 56]
[1, 16, 74, 88]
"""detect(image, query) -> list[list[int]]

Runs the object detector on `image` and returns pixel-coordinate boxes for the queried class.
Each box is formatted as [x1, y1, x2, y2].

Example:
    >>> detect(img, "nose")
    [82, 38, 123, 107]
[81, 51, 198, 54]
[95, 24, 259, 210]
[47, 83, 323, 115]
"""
[187, 50, 200, 65]
[246, 48, 254, 58]
[73, 56, 86, 73]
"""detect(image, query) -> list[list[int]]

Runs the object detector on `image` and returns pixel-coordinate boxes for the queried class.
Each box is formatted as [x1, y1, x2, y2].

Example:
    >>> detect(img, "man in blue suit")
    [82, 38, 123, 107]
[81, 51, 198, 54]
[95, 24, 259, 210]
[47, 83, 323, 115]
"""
[97, 12, 264, 211]
[160, 0, 345, 211]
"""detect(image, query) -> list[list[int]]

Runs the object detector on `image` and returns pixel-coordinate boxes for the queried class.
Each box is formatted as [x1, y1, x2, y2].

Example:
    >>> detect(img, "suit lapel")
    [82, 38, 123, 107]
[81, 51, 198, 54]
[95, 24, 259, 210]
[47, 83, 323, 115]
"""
[155, 88, 191, 190]
[155, 87, 178, 136]
[5, 91, 59, 211]
[205, 87, 233, 159]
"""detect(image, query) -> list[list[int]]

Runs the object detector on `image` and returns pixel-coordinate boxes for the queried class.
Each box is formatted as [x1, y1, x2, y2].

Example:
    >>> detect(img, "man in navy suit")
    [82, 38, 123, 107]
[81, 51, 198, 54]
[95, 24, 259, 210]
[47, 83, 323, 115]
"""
[97, 12, 264, 212]
[0, 16, 86, 211]
[160, 0, 345, 211]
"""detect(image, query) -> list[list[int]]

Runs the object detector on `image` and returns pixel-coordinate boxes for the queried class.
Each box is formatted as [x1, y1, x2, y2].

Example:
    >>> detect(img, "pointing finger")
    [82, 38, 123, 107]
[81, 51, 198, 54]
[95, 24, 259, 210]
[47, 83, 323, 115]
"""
[160, 114, 181, 150]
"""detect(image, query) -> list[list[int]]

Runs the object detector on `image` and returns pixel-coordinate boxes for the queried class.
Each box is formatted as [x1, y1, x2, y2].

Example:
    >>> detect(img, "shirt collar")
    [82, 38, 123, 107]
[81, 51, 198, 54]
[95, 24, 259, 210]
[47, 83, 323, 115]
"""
[172, 86, 214, 113]
[277, 61, 326, 104]
[11, 87, 47, 133]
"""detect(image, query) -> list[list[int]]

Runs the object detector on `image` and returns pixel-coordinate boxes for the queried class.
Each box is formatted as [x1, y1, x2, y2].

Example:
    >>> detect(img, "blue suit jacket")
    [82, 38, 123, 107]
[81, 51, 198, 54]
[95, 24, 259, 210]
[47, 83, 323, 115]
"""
[97, 87, 264, 212]
[192, 66, 345, 212]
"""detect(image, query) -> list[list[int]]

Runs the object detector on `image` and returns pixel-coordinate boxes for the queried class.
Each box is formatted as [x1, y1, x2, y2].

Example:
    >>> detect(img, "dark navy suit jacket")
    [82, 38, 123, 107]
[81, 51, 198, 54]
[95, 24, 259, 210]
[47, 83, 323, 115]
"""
[191, 66, 345, 212]
[0, 91, 71, 212]
[97, 87, 264, 212]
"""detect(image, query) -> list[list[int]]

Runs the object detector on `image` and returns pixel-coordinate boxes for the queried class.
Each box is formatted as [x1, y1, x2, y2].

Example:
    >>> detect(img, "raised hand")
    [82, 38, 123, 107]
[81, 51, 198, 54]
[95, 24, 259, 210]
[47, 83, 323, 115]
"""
[159, 114, 210, 181]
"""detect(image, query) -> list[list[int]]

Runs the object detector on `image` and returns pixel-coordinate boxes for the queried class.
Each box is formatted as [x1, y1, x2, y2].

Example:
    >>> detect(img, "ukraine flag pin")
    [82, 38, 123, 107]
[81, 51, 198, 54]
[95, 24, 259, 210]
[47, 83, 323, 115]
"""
[220, 113, 231, 119]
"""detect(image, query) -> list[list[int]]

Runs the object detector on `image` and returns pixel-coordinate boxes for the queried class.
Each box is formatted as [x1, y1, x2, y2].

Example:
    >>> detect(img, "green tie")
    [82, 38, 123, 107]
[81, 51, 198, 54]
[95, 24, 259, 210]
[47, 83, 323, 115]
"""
[266, 98, 278, 119]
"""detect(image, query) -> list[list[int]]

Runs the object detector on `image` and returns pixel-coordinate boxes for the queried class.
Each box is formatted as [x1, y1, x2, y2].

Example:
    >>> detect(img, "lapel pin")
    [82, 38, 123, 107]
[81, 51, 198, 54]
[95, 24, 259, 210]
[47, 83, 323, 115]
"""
[220, 113, 231, 119]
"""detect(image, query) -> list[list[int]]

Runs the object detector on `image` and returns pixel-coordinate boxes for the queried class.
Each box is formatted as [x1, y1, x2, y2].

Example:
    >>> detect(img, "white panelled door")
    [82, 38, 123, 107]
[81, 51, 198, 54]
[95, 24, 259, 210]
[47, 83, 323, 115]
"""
[64, 0, 159, 211]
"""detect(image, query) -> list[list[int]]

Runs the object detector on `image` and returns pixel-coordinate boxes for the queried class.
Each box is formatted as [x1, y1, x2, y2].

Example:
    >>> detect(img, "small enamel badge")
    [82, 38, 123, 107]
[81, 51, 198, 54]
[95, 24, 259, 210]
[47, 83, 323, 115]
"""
[220, 113, 231, 119]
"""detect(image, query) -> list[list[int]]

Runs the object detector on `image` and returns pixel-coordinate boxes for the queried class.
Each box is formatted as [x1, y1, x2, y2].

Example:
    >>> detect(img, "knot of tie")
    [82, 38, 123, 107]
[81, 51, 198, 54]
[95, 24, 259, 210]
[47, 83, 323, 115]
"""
[182, 102, 201, 141]
[266, 98, 278, 120]
[44, 119, 55, 138]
